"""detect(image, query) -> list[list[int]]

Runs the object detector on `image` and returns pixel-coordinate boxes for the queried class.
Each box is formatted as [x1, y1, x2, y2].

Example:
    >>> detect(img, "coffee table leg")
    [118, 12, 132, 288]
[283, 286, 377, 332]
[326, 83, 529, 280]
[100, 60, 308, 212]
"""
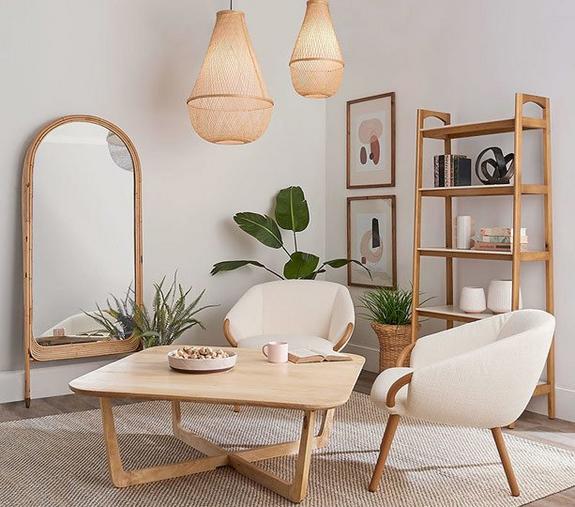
[100, 397, 228, 487]
[289, 410, 317, 502]
[171, 401, 228, 457]
[100, 397, 131, 487]
[100, 401, 326, 501]
[229, 410, 317, 503]
[316, 409, 334, 448]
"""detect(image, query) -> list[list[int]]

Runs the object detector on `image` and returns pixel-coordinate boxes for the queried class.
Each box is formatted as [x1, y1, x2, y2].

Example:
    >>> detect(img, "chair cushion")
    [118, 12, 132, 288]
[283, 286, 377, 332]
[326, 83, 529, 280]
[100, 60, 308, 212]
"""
[370, 367, 413, 416]
[236, 334, 335, 352]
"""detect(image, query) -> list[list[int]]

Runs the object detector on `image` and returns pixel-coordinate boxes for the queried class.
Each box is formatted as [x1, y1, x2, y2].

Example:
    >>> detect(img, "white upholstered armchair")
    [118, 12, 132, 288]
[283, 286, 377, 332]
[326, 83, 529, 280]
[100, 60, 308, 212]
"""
[223, 280, 355, 352]
[369, 309, 555, 497]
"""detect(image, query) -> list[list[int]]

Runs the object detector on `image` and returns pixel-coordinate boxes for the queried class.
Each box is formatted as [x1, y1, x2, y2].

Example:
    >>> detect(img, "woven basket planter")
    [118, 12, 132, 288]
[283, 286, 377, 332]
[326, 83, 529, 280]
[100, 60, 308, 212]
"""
[371, 322, 413, 372]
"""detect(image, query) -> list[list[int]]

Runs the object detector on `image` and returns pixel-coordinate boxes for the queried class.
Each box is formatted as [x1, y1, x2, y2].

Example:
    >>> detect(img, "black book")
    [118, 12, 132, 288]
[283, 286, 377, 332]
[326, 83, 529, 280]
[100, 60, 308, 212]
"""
[438, 155, 445, 187]
[454, 156, 471, 186]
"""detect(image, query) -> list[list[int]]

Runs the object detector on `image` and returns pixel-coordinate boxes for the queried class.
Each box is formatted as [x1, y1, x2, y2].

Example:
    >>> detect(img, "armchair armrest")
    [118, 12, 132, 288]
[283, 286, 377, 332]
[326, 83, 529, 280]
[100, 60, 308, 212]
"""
[223, 319, 238, 347]
[386, 372, 413, 408]
[328, 287, 355, 351]
[223, 286, 264, 346]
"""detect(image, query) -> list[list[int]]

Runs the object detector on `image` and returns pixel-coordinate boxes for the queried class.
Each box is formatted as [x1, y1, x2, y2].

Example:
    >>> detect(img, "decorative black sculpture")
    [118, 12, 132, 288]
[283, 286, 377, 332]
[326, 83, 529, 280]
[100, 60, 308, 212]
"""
[475, 147, 515, 185]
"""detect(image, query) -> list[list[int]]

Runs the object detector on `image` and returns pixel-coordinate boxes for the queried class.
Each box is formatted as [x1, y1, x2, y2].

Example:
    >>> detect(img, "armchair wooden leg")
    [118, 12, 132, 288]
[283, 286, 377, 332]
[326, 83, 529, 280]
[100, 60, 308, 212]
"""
[368, 414, 400, 492]
[491, 427, 520, 497]
[233, 405, 240, 413]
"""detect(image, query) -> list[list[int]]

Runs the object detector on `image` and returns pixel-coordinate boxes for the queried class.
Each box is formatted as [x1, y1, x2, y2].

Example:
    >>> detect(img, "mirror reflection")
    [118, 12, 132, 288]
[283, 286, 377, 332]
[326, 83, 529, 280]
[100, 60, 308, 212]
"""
[33, 121, 135, 346]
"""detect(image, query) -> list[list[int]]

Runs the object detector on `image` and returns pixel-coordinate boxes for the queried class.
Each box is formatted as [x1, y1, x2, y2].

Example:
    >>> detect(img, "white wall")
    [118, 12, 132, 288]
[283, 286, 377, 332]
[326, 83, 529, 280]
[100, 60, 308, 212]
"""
[0, 0, 326, 402]
[326, 0, 575, 421]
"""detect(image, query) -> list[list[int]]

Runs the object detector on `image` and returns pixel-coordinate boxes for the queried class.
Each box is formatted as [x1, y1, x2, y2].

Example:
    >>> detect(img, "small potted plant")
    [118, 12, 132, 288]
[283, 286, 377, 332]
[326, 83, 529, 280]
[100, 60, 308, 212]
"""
[359, 287, 429, 372]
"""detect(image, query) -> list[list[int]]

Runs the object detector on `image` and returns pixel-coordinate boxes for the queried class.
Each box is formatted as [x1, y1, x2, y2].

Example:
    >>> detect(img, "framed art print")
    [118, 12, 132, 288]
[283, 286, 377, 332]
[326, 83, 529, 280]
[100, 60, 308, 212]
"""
[346, 92, 395, 189]
[347, 195, 397, 288]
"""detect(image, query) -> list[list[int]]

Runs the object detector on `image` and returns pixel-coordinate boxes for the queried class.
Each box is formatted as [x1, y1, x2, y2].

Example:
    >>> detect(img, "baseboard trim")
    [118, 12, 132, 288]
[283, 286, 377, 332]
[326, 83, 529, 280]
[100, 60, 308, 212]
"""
[344, 343, 379, 373]
[527, 386, 575, 423]
[0, 360, 112, 404]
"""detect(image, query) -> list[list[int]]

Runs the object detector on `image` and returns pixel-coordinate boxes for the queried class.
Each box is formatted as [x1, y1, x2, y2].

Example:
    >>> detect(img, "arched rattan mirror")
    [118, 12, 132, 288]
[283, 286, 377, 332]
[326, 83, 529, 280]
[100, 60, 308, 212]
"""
[22, 115, 143, 407]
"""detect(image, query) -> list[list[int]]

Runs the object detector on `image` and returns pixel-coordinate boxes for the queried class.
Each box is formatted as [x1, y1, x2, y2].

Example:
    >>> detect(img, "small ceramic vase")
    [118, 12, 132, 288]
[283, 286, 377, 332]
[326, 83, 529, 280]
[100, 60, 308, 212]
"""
[459, 287, 487, 313]
[487, 279, 522, 313]
[456, 216, 472, 249]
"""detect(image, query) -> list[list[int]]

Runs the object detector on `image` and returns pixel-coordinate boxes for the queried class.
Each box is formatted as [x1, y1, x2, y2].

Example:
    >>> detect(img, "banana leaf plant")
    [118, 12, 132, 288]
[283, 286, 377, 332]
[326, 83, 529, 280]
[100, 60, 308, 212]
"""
[211, 186, 371, 280]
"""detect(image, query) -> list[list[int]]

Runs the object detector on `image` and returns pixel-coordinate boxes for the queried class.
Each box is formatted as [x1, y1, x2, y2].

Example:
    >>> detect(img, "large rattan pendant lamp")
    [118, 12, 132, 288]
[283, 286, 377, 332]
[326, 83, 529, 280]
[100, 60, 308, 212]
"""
[187, 1, 274, 144]
[289, 0, 344, 99]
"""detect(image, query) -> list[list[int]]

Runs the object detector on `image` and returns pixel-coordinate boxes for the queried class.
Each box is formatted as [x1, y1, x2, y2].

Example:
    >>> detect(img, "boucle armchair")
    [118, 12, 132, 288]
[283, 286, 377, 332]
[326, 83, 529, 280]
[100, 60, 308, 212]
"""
[369, 309, 555, 497]
[223, 280, 355, 352]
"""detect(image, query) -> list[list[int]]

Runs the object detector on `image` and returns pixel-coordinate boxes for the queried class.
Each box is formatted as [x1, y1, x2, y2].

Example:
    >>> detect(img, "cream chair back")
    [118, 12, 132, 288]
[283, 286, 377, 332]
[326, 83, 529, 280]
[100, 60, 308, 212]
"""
[225, 280, 355, 348]
[407, 310, 555, 428]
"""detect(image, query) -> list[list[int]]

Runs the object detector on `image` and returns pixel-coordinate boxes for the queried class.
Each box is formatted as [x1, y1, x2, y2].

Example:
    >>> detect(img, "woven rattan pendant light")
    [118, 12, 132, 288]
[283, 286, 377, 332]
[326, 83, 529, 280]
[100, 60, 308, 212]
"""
[289, 0, 344, 99]
[187, 4, 274, 144]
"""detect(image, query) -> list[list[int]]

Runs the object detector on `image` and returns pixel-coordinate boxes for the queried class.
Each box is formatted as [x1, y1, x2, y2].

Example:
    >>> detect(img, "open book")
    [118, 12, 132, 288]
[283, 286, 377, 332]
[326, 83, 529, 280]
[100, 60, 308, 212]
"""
[288, 348, 352, 364]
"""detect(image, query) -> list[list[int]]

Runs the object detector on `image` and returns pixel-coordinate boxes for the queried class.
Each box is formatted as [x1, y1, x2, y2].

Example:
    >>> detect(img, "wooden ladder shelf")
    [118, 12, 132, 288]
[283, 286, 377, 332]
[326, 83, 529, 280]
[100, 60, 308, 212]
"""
[410, 92, 555, 418]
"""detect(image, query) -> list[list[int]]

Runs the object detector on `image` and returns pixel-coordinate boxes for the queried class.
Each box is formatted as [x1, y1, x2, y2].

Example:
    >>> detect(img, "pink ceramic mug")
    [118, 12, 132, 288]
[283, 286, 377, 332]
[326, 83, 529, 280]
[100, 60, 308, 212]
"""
[261, 341, 288, 363]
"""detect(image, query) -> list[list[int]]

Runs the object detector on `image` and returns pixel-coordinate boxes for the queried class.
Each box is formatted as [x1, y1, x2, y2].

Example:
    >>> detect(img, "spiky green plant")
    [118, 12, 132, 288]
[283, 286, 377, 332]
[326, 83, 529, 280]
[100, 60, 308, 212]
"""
[83, 286, 135, 340]
[359, 287, 432, 325]
[132, 274, 217, 348]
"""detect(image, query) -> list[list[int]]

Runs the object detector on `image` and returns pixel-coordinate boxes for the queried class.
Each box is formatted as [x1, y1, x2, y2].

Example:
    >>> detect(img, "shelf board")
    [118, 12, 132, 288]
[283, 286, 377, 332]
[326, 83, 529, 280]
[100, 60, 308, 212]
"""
[419, 184, 548, 197]
[416, 305, 493, 322]
[421, 116, 546, 140]
[417, 247, 549, 262]
[418, 247, 512, 261]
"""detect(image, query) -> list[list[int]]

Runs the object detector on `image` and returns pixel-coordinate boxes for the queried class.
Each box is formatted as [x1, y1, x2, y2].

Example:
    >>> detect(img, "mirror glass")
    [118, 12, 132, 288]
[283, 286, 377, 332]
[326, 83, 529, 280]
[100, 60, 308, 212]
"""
[32, 121, 135, 346]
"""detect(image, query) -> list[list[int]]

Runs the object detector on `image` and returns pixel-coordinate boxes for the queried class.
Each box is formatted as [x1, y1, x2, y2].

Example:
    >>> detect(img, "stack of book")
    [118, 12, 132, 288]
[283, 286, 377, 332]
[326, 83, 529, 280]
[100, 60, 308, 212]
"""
[473, 227, 528, 252]
[433, 155, 472, 187]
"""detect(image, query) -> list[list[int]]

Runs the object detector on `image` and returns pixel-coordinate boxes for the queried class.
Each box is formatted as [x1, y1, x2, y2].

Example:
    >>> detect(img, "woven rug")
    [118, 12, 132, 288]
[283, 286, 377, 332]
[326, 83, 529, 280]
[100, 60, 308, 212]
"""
[1, 392, 574, 506]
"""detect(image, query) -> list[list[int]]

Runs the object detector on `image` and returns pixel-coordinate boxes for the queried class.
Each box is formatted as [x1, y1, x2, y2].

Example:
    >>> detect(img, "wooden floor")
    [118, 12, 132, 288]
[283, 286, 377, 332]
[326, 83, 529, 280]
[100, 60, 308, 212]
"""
[1, 371, 574, 506]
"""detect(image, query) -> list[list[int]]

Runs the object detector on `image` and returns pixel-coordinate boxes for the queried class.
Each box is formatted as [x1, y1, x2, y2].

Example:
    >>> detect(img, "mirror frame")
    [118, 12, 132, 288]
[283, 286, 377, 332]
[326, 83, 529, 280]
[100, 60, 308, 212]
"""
[22, 115, 143, 401]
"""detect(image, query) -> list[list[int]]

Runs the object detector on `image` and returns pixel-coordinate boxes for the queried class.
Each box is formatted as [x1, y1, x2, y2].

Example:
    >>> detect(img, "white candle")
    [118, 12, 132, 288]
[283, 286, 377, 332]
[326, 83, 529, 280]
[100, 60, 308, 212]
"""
[456, 216, 472, 249]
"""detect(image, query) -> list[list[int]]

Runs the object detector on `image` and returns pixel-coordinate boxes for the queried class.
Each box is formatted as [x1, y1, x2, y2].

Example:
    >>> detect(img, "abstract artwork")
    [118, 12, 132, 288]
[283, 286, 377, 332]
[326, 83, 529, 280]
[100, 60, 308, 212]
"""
[347, 196, 396, 288]
[347, 92, 395, 188]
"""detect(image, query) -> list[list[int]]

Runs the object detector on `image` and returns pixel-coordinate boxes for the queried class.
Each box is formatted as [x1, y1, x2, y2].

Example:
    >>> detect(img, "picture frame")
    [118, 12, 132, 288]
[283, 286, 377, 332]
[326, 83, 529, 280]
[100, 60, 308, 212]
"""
[347, 195, 397, 288]
[346, 92, 395, 189]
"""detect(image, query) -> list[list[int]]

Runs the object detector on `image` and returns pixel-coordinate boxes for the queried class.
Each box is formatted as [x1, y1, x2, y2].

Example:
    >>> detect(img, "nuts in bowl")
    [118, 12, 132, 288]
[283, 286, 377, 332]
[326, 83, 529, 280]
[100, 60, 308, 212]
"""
[168, 346, 236, 373]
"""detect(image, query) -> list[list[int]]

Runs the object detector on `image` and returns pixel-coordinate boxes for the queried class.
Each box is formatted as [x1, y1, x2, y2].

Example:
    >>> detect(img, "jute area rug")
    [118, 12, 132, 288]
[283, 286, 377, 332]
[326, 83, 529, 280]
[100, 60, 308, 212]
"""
[1, 392, 574, 506]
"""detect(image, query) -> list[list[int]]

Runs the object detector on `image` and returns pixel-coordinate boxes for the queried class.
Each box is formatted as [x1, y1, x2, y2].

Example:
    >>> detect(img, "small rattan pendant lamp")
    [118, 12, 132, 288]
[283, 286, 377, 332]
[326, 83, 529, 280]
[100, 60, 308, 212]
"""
[187, 2, 274, 144]
[289, 0, 344, 99]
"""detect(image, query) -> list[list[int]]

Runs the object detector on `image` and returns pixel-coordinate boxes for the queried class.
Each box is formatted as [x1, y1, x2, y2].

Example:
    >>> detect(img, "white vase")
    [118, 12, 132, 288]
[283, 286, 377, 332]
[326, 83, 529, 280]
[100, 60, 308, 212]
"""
[487, 279, 522, 313]
[459, 286, 487, 313]
[456, 216, 472, 249]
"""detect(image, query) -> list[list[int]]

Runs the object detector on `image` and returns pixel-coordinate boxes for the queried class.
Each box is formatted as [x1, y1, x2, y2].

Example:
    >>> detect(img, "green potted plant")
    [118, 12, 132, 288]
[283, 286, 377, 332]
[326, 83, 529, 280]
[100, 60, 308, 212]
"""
[211, 185, 370, 280]
[85, 274, 216, 348]
[359, 287, 430, 372]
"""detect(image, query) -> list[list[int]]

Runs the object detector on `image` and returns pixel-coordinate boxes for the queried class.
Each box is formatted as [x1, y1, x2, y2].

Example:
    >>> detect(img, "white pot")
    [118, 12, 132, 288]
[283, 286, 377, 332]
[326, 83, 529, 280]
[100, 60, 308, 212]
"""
[487, 279, 522, 313]
[459, 286, 487, 313]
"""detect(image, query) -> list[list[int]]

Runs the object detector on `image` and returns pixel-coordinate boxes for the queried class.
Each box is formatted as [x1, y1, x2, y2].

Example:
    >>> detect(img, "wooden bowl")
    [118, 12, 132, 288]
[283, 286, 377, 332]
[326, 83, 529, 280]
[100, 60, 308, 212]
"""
[167, 350, 237, 374]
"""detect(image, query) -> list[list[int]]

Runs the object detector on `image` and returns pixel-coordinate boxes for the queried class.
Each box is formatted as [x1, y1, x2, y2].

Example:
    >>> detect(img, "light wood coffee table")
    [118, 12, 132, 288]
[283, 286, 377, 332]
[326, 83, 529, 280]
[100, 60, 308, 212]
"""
[69, 346, 364, 503]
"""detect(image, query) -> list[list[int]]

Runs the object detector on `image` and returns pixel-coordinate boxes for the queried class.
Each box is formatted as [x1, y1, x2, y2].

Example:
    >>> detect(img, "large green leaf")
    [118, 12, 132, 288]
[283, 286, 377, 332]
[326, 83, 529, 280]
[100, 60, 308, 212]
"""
[275, 186, 310, 232]
[283, 252, 319, 279]
[211, 260, 266, 275]
[234, 212, 283, 249]
[211, 260, 284, 279]
[312, 258, 372, 279]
